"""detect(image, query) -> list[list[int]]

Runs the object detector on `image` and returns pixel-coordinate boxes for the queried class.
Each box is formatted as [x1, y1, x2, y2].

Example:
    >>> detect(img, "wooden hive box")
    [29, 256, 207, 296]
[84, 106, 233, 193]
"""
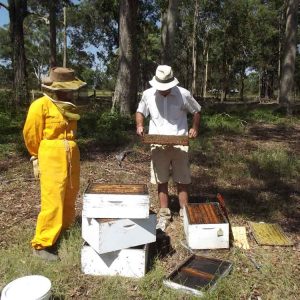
[82, 212, 156, 254]
[81, 244, 149, 278]
[82, 183, 149, 219]
[142, 134, 189, 146]
[163, 254, 232, 296]
[183, 203, 229, 249]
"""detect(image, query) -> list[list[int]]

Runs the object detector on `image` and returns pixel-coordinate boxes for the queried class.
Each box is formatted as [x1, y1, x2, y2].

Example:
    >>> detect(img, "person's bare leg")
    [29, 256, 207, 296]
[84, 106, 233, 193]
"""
[158, 182, 169, 208]
[177, 183, 189, 208]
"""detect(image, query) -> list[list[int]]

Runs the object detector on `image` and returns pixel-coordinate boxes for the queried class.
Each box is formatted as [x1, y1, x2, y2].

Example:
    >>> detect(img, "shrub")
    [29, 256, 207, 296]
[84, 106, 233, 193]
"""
[201, 113, 245, 134]
[78, 109, 135, 148]
[249, 149, 300, 180]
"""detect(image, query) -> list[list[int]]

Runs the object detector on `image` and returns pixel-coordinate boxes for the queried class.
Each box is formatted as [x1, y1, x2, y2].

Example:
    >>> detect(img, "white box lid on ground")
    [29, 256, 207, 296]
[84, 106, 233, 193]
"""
[82, 183, 150, 219]
[183, 203, 229, 250]
[82, 212, 156, 254]
[81, 244, 149, 278]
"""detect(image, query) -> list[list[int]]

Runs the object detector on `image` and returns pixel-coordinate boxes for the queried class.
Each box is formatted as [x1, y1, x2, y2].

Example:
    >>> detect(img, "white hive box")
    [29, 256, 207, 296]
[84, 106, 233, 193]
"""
[81, 244, 149, 278]
[82, 183, 150, 219]
[183, 203, 229, 250]
[82, 212, 156, 254]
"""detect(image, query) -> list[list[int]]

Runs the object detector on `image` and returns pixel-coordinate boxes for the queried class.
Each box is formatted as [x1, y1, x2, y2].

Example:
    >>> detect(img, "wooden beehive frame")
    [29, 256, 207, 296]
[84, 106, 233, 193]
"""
[142, 134, 189, 146]
[85, 183, 148, 194]
[185, 203, 227, 224]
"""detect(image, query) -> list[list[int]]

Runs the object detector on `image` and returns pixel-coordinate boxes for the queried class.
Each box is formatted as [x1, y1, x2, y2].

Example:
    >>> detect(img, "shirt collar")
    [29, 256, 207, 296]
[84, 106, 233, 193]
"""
[154, 87, 177, 97]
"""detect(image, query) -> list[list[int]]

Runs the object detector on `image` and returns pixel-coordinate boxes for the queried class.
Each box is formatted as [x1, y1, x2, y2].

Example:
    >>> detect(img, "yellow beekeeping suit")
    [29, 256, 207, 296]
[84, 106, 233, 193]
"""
[23, 96, 80, 250]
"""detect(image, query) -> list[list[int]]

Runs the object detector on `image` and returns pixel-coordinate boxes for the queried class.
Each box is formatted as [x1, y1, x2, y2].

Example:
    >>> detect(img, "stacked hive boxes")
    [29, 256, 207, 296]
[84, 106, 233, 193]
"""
[81, 183, 156, 278]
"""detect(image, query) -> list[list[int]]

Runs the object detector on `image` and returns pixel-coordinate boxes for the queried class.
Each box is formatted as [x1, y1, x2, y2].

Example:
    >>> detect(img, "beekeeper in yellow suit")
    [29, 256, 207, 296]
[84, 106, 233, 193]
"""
[23, 67, 87, 261]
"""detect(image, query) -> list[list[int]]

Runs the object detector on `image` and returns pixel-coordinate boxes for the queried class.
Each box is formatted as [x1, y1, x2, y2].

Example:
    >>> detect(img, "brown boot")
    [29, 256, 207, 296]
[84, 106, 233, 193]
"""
[33, 248, 59, 261]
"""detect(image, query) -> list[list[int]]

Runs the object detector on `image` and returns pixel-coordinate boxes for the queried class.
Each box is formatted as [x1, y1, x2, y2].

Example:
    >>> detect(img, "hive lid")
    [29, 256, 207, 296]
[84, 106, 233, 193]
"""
[85, 183, 148, 195]
[185, 203, 227, 224]
[1, 275, 51, 300]
[142, 134, 189, 146]
[164, 255, 232, 295]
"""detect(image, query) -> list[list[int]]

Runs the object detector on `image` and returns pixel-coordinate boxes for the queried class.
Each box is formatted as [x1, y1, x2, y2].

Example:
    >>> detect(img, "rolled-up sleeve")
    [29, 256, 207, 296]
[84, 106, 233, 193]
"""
[23, 100, 44, 157]
[136, 93, 149, 117]
[184, 92, 201, 114]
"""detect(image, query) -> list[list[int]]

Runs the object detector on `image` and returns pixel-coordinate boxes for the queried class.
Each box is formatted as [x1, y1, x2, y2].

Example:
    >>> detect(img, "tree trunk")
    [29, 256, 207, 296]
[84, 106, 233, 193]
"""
[240, 68, 245, 101]
[161, 0, 178, 65]
[203, 42, 209, 98]
[112, 0, 138, 116]
[279, 0, 299, 114]
[191, 0, 198, 96]
[8, 0, 29, 109]
[49, 0, 57, 68]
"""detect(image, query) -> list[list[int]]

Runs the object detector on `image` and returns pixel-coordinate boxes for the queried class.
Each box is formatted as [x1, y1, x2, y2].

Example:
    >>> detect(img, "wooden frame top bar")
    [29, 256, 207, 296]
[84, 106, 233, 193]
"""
[85, 183, 148, 194]
[142, 134, 189, 146]
[186, 203, 227, 224]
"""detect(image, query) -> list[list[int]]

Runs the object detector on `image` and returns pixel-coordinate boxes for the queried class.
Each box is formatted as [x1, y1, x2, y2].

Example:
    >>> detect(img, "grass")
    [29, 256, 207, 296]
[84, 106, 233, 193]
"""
[1, 225, 298, 299]
[248, 148, 300, 180]
[1, 105, 300, 299]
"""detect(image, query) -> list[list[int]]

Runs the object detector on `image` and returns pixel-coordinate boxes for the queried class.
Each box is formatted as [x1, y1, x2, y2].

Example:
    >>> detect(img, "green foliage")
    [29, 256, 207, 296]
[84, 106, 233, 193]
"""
[249, 149, 300, 180]
[0, 89, 14, 111]
[78, 108, 135, 149]
[243, 108, 284, 123]
[201, 113, 246, 134]
[0, 111, 27, 159]
[95, 111, 134, 147]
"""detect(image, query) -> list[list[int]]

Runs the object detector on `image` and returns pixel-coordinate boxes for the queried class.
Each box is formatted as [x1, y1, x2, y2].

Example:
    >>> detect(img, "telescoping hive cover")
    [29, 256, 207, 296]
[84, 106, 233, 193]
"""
[164, 255, 232, 296]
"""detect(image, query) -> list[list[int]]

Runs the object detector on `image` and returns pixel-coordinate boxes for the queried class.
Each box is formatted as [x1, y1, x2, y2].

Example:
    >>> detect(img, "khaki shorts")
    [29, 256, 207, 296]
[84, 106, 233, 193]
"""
[150, 145, 191, 184]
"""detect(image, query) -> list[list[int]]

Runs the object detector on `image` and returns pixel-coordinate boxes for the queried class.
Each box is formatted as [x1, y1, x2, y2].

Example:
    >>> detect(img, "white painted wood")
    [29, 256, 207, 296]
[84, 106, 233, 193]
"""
[81, 244, 149, 278]
[82, 194, 150, 218]
[183, 206, 229, 249]
[82, 213, 156, 254]
[163, 280, 204, 296]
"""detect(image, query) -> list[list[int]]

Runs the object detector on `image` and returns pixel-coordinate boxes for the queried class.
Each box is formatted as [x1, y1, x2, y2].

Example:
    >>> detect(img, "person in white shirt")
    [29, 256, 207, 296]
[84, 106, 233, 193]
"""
[136, 65, 201, 231]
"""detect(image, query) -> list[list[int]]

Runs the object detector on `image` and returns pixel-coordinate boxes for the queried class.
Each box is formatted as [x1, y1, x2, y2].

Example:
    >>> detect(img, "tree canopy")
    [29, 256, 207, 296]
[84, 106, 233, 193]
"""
[0, 0, 299, 113]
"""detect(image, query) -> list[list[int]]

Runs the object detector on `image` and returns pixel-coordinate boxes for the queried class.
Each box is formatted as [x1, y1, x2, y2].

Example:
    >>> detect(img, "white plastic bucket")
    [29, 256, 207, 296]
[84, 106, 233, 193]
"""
[1, 275, 51, 300]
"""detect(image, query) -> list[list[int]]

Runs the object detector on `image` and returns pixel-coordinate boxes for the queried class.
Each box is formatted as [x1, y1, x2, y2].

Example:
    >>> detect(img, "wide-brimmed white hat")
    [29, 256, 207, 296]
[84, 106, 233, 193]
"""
[149, 65, 179, 91]
[41, 67, 87, 91]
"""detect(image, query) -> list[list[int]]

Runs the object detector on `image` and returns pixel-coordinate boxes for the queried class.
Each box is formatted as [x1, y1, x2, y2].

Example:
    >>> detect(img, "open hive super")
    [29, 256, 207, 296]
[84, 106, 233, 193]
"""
[185, 203, 227, 224]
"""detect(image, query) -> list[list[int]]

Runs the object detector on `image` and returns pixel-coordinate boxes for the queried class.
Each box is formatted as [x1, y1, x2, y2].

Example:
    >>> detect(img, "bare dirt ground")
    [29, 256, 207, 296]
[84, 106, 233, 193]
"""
[0, 122, 299, 299]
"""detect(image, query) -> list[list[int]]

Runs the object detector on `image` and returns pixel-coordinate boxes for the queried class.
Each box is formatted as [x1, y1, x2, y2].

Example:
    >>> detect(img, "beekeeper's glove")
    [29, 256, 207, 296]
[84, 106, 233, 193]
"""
[30, 156, 39, 179]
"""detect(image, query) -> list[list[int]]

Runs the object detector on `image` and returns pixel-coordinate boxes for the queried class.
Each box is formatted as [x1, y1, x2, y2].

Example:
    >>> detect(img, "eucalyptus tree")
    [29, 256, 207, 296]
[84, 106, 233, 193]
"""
[136, 0, 160, 91]
[28, 0, 73, 69]
[0, 0, 29, 109]
[0, 26, 13, 88]
[112, 0, 138, 115]
[67, 0, 119, 68]
[23, 14, 49, 88]
[161, 0, 179, 65]
[250, 1, 280, 99]
[279, 0, 299, 114]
